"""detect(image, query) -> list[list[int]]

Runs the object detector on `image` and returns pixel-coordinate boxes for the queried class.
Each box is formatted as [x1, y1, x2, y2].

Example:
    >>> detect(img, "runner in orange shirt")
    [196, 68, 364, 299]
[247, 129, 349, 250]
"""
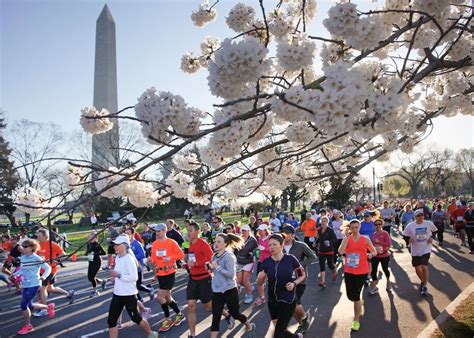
[299, 213, 318, 251]
[33, 229, 74, 317]
[150, 223, 185, 332]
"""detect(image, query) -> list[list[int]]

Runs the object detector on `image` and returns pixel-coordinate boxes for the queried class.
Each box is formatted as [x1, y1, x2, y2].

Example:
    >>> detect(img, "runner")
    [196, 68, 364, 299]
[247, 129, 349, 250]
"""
[15, 239, 55, 335]
[299, 213, 318, 251]
[210, 233, 256, 338]
[235, 224, 258, 304]
[35, 229, 74, 317]
[186, 222, 231, 338]
[380, 201, 396, 235]
[255, 223, 271, 306]
[256, 233, 305, 338]
[401, 204, 415, 249]
[269, 212, 282, 233]
[464, 202, 474, 254]
[149, 223, 185, 333]
[331, 210, 345, 265]
[106, 235, 158, 338]
[125, 227, 154, 302]
[402, 209, 438, 296]
[166, 219, 184, 247]
[281, 225, 317, 334]
[210, 217, 225, 245]
[338, 219, 376, 332]
[85, 232, 107, 297]
[431, 205, 448, 247]
[369, 219, 392, 294]
[451, 202, 467, 246]
[3, 235, 22, 294]
[316, 216, 337, 287]
[105, 226, 120, 270]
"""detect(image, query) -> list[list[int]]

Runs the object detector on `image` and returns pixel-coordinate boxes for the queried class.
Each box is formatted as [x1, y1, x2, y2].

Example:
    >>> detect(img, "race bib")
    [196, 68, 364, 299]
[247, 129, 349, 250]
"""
[375, 245, 383, 254]
[457, 216, 463, 222]
[415, 228, 428, 242]
[309, 237, 316, 243]
[87, 253, 94, 262]
[156, 249, 167, 257]
[347, 253, 360, 268]
[188, 253, 196, 262]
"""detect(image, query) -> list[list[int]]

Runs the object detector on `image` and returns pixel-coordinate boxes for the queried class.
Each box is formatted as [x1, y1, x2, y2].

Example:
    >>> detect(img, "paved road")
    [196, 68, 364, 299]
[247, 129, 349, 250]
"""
[0, 229, 472, 338]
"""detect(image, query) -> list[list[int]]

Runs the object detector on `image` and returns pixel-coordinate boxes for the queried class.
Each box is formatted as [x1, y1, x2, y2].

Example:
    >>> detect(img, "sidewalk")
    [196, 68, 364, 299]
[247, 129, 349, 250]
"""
[417, 282, 474, 338]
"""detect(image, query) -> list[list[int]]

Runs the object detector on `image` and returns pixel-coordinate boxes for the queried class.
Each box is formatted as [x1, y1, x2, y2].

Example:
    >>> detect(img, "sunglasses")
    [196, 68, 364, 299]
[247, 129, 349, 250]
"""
[415, 214, 424, 217]
[22, 245, 30, 248]
[225, 228, 233, 231]
[374, 223, 382, 226]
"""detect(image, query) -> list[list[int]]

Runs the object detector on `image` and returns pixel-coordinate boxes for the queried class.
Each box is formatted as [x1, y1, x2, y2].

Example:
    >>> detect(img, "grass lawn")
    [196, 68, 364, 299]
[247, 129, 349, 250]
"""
[432, 292, 474, 338]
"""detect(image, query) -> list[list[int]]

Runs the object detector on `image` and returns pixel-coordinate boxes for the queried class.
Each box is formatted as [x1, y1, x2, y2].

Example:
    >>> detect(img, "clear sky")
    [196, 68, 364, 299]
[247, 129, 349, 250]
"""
[1, 0, 473, 178]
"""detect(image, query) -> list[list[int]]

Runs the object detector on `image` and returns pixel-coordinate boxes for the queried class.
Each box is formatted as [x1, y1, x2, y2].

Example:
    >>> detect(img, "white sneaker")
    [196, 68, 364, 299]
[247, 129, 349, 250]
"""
[369, 287, 379, 295]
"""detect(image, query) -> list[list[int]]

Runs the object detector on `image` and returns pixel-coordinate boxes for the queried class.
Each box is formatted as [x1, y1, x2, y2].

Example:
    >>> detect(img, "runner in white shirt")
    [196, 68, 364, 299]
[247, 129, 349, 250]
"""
[269, 213, 282, 233]
[402, 209, 438, 297]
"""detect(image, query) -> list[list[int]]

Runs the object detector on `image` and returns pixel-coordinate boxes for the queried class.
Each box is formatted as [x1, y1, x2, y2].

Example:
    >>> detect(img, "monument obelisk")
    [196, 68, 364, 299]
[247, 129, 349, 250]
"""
[92, 4, 120, 169]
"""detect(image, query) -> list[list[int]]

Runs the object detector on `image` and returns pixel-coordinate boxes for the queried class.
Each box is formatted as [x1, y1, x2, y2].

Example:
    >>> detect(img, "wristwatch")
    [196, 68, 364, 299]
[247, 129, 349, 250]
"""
[118, 273, 122, 279]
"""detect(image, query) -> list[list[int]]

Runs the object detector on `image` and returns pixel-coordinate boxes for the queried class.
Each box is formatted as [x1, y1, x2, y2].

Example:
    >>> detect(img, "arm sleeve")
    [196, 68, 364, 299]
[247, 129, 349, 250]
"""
[216, 254, 236, 279]
[300, 243, 317, 268]
[120, 256, 139, 282]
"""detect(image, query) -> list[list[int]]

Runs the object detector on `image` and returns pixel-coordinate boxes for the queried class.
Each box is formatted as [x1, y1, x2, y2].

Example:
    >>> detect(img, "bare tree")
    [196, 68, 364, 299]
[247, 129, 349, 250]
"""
[456, 148, 474, 196]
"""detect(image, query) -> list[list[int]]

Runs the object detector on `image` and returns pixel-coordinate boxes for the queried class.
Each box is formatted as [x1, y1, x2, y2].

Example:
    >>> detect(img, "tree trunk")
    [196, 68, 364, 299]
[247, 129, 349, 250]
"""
[281, 192, 288, 210]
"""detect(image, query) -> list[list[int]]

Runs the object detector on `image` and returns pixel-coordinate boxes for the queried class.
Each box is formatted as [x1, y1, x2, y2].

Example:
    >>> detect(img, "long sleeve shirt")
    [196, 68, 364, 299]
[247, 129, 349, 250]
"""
[130, 240, 146, 271]
[211, 251, 238, 293]
[113, 254, 138, 296]
[17, 253, 51, 288]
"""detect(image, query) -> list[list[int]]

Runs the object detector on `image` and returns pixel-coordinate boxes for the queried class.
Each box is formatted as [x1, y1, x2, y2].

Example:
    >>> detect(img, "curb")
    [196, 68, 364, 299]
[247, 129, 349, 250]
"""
[417, 281, 474, 338]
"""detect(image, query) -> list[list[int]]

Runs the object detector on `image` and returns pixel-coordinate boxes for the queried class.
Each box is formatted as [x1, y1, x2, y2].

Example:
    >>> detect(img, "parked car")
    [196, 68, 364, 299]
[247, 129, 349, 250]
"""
[53, 219, 71, 225]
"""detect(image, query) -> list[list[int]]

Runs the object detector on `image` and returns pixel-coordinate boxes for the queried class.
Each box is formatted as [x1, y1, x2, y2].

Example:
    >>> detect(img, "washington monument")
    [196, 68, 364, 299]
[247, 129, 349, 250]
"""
[92, 4, 120, 169]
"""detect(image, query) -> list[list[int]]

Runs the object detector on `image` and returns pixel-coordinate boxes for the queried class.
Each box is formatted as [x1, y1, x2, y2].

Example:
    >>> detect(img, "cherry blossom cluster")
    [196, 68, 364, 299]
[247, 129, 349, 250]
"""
[173, 153, 201, 171]
[276, 34, 316, 72]
[63, 166, 88, 189]
[15, 187, 51, 216]
[134, 88, 205, 144]
[226, 3, 256, 33]
[165, 171, 210, 205]
[80, 106, 113, 135]
[191, 0, 217, 27]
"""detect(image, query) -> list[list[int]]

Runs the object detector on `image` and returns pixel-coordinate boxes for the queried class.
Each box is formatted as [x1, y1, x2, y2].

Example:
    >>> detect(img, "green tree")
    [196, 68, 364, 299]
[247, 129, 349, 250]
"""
[0, 114, 20, 225]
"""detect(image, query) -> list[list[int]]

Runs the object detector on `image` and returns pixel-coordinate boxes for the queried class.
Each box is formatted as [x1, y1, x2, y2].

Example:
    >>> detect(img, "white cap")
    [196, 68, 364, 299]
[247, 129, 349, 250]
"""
[257, 224, 268, 231]
[241, 224, 251, 232]
[112, 234, 130, 246]
[456, 201, 462, 206]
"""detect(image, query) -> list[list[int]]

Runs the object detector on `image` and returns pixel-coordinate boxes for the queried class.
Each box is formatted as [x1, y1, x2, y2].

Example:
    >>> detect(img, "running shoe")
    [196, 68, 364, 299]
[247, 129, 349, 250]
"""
[101, 279, 107, 291]
[17, 324, 34, 335]
[32, 309, 48, 317]
[148, 331, 159, 338]
[246, 323, 256, 338]
[254, 296, 266, 306]
[48, 303, 55, 319]
[296, 314, 310, 333]
[90, 290, 100, 297]
[351, 320, 360, 331]
[174, 313, 185, 326]
[421, 286, 428, 297]
[332, 270, 337, 281]
[418, 283, 424, 292]
[141, 307, 152, 320]
[225, 314, 235, 330]
[102, 265, 110, 271]
[319, 282, 326, 288]
[369, 287, 379, 295]
[244, 293, 253, 304]
[67, 289, 75, 304]
[159, 319, 174, 332]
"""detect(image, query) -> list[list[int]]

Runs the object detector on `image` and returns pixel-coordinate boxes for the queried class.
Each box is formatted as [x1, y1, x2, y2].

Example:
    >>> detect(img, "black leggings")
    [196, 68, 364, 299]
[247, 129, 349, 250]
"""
[88, 260, 102, 288]
[319, 254, 335, 272]
[268, 299, 297, 338]
[370, 256, 390, 281]
[344, 273, 367, 301]
[433, 223, 444, 244]
[136, 270, 152, 296]
[211, 287, 247, 331]
[107, 294, 142, 328]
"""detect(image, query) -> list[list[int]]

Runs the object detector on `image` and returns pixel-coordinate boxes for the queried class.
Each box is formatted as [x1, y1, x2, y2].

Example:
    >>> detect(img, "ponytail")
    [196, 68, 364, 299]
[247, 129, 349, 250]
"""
[217, 233, 244, 250]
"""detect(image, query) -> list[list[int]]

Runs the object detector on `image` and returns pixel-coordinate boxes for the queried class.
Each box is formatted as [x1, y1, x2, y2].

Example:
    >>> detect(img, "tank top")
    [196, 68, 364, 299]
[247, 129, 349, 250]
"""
[344, 235, 369, 275]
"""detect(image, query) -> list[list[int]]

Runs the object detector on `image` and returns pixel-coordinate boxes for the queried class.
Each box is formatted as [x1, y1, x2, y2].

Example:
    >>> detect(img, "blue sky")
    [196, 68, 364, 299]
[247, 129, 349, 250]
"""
[1, 0, 472, 154]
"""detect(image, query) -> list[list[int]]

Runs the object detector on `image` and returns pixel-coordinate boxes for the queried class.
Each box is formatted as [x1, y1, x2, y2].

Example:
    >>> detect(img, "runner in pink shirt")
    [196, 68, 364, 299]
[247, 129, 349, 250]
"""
[369, 219, 392, 294]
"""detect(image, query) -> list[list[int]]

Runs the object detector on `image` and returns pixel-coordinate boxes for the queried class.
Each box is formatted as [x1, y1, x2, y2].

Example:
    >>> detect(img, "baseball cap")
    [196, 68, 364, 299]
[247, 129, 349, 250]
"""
[257, 224, 268, 231]
[112, 234, 130, 246]
[414, 209, 424, 216]
[153, 223, 167, 231]
[363, 210, 371, 217]
[456, 201, 462, 206]
[241, 224, 251, 232]
[281, 225, 295, 234]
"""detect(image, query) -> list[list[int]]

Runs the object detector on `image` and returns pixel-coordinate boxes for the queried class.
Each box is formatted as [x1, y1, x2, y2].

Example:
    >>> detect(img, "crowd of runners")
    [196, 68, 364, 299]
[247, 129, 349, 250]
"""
[0, 196, 473, 337]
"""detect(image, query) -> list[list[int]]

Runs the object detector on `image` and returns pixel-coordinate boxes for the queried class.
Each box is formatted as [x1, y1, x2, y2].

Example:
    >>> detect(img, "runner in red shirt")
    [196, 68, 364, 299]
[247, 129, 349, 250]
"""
[451, 202, 467, 246]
